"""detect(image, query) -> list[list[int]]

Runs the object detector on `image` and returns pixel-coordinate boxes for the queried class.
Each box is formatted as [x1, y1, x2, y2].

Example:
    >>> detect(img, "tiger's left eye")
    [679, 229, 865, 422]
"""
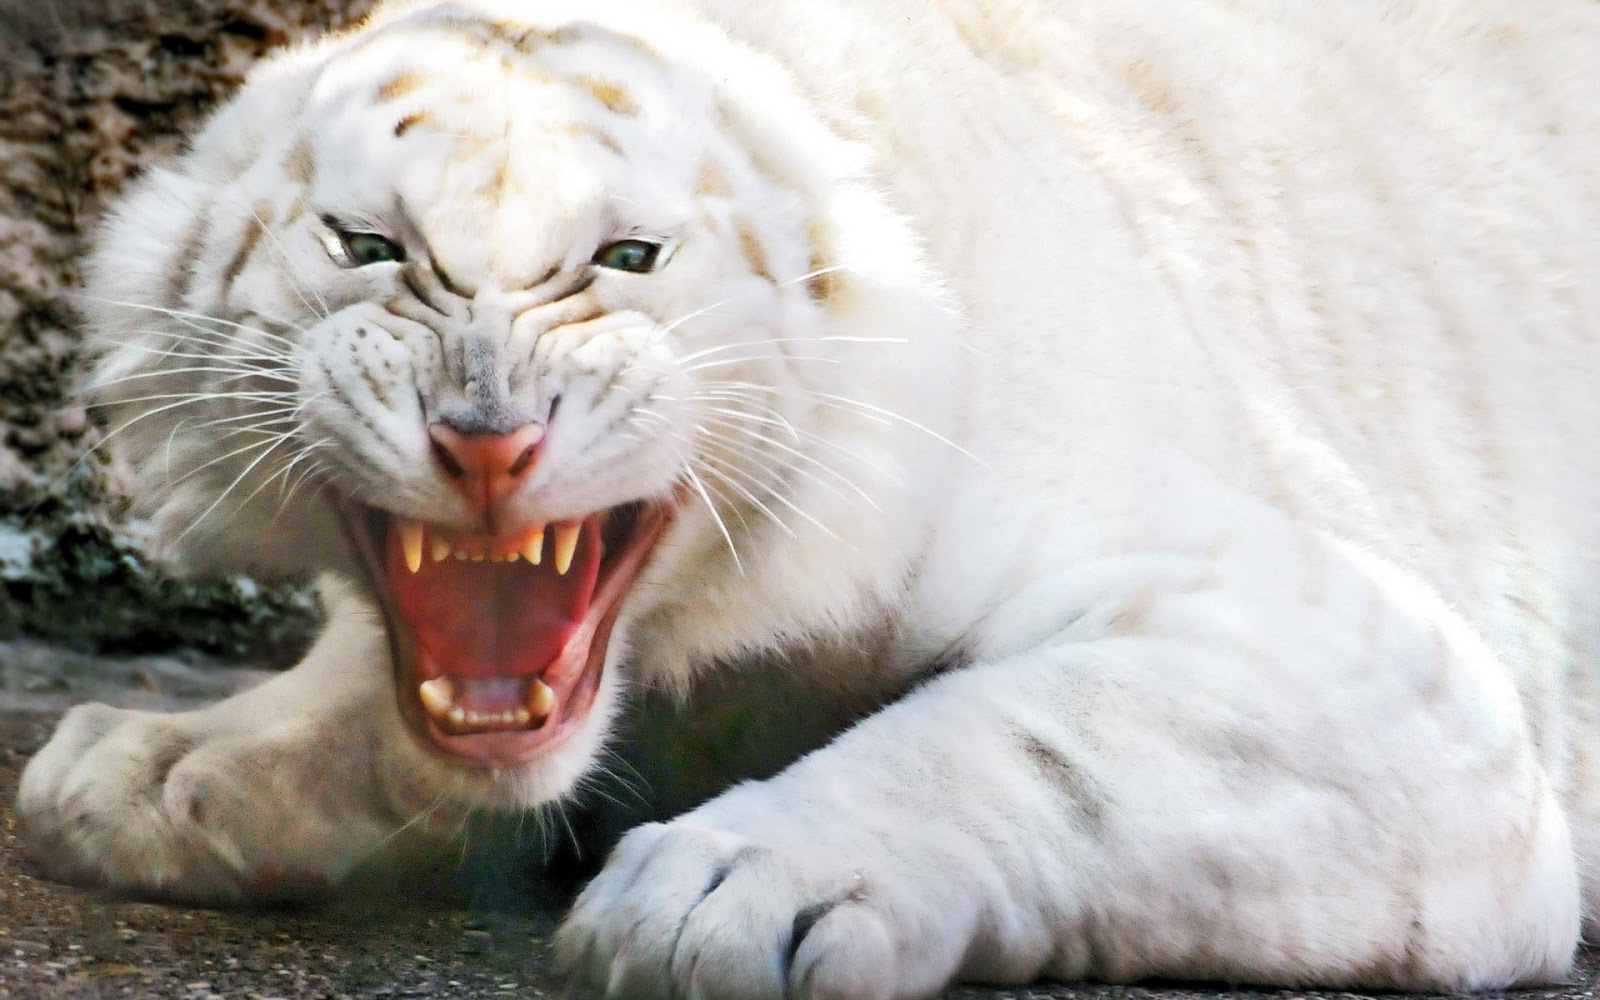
[593, 239, 662, 273]
[340, 231, 406, 266]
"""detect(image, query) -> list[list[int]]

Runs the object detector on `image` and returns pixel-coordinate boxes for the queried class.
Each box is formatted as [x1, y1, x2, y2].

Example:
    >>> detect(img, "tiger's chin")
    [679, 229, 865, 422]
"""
[343, 497, 676, 770]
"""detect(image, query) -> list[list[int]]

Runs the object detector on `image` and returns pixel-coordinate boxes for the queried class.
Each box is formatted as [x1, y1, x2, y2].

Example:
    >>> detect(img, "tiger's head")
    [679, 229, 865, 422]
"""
[83, 0, 960, 804]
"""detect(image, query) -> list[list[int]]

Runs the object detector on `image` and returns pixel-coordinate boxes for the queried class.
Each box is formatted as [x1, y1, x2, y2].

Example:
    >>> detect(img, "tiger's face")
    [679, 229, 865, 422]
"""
[82, 2, 947, 799]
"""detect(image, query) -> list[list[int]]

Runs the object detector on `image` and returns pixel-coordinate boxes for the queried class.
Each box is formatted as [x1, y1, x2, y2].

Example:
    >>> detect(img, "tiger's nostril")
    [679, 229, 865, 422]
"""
[506, 442, 539, 479]
[431, 437, 466, 478]
[426, 422, 546, 511]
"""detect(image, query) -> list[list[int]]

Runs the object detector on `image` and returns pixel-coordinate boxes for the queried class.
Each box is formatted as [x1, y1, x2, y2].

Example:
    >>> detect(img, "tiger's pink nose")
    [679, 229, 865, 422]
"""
[428, 422, 545, 512]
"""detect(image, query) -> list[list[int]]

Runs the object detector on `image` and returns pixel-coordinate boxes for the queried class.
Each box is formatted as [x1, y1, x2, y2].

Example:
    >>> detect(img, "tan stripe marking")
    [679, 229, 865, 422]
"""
[284, 138, 315, 186]
[481, 160, 510, 200]
[697, 160, 730, 198]
[565, 123, 622, 155]
[737, 222, 773, 283]
[394, 112, 429, 138]
[547, 23, 662, 63]
[221, 215, 266, 295]
[376, 73, 428, 102]
[806, 220, 837, 301]
[573, 75, 638, 116]
[165, 212, 211, 307]
[486, 20, 543, 51]
[1107, 589, 1160, 635]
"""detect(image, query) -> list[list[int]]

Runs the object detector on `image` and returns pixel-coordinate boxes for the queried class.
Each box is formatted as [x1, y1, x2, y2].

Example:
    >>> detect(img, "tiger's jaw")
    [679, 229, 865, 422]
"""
[345, 499, 673, 769]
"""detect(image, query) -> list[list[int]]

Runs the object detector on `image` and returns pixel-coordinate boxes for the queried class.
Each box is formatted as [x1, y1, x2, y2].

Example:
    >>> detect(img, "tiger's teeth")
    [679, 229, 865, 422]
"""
[523, 525, 545, 565]
[553, 521, 581, 575]
[431, 536, 453, 562]
[528, 678, 557, 721]
[447, 706, 466, 727]
[418, 677, 455, 717]
[400, 520, 425, 573]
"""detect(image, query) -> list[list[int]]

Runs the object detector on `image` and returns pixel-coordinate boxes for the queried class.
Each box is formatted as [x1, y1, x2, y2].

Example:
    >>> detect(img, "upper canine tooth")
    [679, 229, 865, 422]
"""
[431, 536, 453, 562]
[523, 525, 545, 565]
[399, 519, 425, 573]
[553, 521, 581, 575]
[418, 677, 455, 717]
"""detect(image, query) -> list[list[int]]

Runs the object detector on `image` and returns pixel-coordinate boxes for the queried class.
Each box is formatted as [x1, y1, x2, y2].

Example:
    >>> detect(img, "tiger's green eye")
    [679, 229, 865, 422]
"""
[593, 239, 662, 273]
[342, 231, 405, 266]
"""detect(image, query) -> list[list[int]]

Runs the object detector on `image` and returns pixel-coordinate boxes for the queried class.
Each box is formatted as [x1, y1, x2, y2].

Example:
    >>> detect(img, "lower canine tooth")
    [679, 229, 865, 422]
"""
[528, 678, 557, 720]
[431, 537, 453, 561]
[418, 677, 455, 717]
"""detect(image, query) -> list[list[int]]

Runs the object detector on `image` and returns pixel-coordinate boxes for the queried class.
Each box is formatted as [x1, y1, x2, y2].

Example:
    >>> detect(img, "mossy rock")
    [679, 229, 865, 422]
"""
[0, 0, 376, 666]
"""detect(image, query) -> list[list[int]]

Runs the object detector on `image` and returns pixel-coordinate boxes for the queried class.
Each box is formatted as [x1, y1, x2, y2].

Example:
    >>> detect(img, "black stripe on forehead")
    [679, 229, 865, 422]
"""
[391, 193, 590, 303]
[391, 194, 476, 302]
[401, 268, 449, 316]
[430, 254, 472, 300]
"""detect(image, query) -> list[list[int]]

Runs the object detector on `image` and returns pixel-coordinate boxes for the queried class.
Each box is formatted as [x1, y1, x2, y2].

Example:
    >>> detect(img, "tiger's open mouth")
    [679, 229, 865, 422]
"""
[346, 499, 672, 767]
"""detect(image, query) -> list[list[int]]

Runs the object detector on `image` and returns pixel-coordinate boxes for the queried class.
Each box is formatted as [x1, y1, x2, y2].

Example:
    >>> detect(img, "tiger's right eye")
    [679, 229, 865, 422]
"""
[340, 231, 406, 266]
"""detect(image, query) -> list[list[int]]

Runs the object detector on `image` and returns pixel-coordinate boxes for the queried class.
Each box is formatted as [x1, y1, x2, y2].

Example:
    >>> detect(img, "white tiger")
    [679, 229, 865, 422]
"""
[16, 0, 1600, 995]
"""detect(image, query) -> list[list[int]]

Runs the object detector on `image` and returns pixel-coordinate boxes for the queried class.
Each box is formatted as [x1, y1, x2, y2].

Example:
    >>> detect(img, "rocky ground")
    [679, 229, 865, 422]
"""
[1, 646, 1597, 1000]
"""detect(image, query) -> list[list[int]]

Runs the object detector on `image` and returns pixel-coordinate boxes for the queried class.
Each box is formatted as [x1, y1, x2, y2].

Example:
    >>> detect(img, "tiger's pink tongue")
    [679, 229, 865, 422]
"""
[385, 521, 602, 679]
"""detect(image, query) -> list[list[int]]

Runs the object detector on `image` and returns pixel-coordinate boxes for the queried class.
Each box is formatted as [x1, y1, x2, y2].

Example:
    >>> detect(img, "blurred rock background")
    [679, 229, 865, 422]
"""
[0, 0, 375, 668]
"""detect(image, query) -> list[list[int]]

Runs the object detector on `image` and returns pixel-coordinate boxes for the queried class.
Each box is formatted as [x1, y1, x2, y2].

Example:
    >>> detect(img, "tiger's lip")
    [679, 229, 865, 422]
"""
[341, 496, 674, 769]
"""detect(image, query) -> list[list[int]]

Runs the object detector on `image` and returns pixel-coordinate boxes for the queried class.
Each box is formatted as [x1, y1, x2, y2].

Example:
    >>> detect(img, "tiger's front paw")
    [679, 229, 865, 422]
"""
[17, 699, 412, 904]
[557, 793, 973, 1000]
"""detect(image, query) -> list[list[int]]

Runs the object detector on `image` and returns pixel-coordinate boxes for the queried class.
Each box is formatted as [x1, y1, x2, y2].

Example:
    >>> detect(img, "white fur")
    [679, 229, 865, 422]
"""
[17, 0, 1600, 995]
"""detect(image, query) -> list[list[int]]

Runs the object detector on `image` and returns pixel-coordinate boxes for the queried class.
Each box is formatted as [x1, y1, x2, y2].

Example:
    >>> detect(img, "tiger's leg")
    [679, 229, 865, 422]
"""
[558, 529, 1579, 999]
[15, 579, 463, 903]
